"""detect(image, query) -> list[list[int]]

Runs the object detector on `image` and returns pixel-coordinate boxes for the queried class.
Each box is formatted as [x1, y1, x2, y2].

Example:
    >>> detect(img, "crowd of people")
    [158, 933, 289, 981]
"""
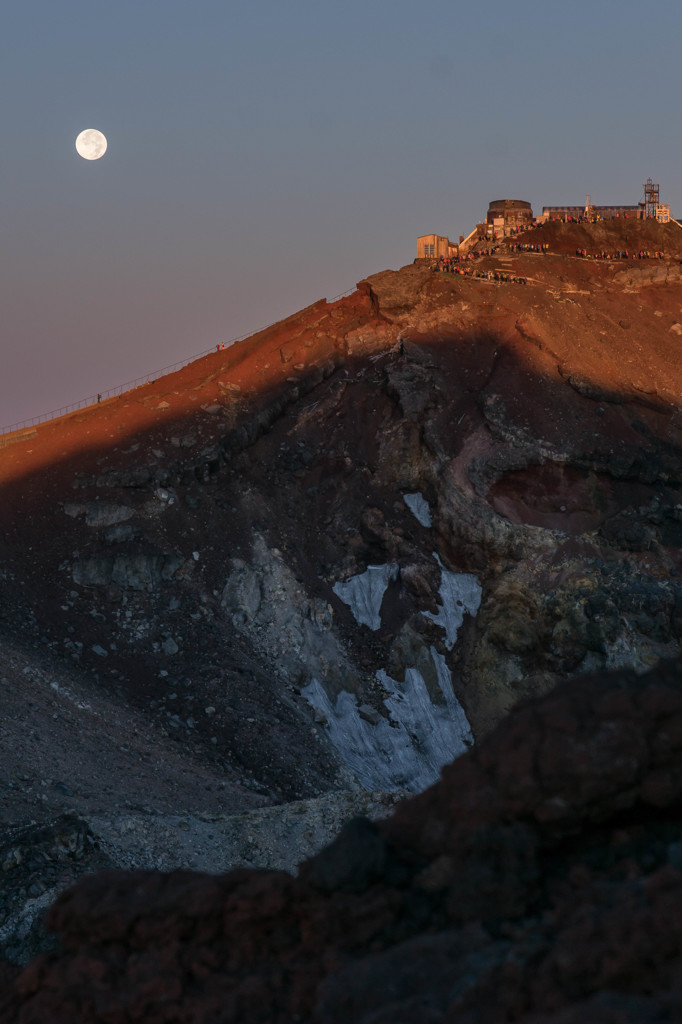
[477, 269, 527, 284]
[509, 242, 550, 254]
[545, 213, 640, 223]
[426, 231, 667, 286]
[432, 248, 500, 270]
[505, 223, 533, 235]
[574, 248, 664, 260]
[432, 258, 527, 285]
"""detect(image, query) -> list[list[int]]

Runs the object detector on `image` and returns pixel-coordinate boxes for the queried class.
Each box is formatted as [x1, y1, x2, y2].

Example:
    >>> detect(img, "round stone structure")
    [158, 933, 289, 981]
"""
[486, 199, 534, 231]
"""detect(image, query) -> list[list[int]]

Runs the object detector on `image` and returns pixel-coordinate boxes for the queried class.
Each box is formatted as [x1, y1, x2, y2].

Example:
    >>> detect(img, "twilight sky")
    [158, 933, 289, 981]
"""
[2, 0, 681, 428]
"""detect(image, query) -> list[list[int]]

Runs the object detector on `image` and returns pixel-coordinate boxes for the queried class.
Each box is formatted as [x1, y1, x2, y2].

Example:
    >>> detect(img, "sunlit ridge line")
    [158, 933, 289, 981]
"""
[0, 282, 363, 436]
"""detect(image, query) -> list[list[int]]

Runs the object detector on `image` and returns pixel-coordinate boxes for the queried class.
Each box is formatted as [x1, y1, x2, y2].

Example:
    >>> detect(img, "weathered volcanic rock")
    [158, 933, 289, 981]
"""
[3, 221, 682, 796]
[0, 815, 114, 967]
[3, 658, 682, 1022]
[3, 220, 682, 1009]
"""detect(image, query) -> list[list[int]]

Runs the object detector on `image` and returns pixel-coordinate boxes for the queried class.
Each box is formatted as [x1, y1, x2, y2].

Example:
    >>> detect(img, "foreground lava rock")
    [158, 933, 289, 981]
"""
[3, 658, 682, 1022]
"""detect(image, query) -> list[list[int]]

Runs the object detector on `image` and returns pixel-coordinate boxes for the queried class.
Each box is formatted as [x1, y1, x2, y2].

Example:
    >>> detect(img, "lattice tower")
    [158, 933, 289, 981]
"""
[643, 178, 660, 218]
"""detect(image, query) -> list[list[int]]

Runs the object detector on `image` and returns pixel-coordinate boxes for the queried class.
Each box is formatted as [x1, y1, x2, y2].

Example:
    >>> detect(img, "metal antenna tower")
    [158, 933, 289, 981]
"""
[643, 178, 660, 218]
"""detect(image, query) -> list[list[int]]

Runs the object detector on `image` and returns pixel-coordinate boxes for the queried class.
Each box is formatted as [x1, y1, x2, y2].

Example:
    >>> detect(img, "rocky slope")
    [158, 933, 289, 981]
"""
[2, 657, 682, 1021]
[2, 217, 682, 970]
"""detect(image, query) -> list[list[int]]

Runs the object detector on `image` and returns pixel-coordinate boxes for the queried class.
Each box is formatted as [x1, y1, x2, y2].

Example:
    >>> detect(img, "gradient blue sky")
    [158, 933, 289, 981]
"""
[2, 0, 681, 427]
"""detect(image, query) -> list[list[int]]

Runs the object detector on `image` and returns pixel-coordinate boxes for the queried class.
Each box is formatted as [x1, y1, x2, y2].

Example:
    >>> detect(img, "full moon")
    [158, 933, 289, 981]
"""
[75, 128, 108, 161]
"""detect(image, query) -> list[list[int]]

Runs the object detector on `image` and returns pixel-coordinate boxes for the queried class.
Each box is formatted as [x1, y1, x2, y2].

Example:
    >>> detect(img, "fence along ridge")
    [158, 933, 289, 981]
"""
[0, 280, 366, 437]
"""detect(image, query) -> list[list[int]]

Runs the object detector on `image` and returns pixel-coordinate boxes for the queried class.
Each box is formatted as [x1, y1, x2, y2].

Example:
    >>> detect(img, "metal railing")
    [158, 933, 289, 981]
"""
[0, 347, 222, 435]
[457, 226, 480, 255]
[0, 279, 369, 437]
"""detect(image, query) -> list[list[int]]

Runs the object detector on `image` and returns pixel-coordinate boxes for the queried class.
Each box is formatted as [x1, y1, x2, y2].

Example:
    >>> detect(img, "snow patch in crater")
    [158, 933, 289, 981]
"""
[303, 649, 472, 793]
[404, 492, 432, 528]
[424, 555, 482, 650]
[332, 563, 398, 631]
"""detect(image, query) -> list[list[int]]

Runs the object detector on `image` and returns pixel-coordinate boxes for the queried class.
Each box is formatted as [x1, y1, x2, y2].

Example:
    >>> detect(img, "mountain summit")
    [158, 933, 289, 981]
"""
[2, 217, 682, 1015]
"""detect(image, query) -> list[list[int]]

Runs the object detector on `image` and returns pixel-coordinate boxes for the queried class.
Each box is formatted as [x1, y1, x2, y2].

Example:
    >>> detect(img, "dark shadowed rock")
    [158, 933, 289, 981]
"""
[302, 816, 388, 892]
[5, 220, 682, 1019]
[3, 659, 682, 1022]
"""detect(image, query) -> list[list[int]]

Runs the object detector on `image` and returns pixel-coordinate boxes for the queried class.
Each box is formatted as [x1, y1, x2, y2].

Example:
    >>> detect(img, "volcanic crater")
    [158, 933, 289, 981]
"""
[2, 217, 682, 1019]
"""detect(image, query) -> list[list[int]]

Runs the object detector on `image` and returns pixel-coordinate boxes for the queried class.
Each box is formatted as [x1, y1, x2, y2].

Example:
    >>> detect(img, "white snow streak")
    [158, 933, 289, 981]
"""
[424, 555, 482, 650]
[303, 649, 472, 793]
[332, 563, 398, 631]
[403, 492, 432, 528]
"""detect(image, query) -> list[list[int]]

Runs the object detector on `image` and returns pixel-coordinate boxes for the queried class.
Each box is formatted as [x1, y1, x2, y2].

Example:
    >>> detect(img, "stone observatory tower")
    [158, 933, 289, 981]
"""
[487, 199, 534, 234]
